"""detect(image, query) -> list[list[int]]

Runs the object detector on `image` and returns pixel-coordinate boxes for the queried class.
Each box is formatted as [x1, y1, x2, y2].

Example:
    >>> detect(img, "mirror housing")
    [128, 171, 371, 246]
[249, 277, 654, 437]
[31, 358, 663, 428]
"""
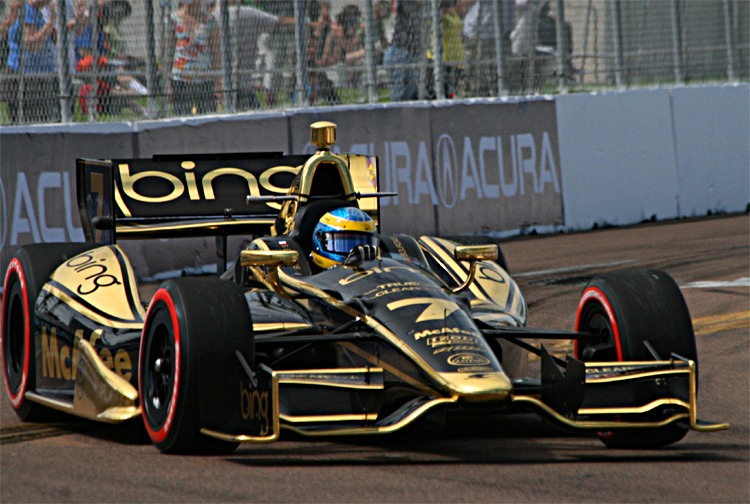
[451, 244, 499, 294]
[454, 244, 499, 262]
[240, 249, 299, 268]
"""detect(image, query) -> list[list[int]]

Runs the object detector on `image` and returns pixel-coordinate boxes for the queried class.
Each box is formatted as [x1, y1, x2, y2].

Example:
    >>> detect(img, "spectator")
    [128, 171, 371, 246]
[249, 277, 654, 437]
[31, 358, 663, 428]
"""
[427, 0, 466, 98]
[253, 0, 294, 108]
[319, 4, 363, 88]
[213, 0, 293, 111]
[75, 0, 147, 118]
[6, 0, 60, 123]
[383, 0, 423, 101]
[0, 0, 20, 123]
[340, 0, 391, 68]
[167, 0, 220, 116]
[305, 0, 339, 105]
[76, 53, 148, 117]
[462, 0, 515, 95]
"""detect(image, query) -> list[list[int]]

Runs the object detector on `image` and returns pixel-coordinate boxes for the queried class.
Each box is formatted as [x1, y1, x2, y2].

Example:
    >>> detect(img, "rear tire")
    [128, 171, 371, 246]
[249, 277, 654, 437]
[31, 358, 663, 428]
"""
[139, 277, 253, 454]
[2, 243, 97, 421]
[575, 269, 696, 449]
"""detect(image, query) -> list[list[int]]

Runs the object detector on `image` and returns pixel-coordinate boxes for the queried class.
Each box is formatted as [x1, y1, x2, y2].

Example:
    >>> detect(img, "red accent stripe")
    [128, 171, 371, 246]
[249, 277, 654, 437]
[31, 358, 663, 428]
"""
[140, 288, 181, 444]
[2, 259, 30, 409]
[575, 287, 623, 361]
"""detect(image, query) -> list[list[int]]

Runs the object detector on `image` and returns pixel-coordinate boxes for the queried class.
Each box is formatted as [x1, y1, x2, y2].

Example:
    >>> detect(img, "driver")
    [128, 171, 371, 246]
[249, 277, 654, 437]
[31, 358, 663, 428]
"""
[311, 207, 379, 269]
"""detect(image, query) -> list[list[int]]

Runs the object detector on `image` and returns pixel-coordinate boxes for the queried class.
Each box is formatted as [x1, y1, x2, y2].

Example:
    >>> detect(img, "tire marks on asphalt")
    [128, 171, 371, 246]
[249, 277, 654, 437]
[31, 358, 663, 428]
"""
[0, 423, 74, 445]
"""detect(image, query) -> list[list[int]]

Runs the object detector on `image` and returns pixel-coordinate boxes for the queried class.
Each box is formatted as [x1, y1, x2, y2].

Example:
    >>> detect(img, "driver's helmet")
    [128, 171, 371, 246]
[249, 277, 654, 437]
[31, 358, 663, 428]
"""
[311, 207, 378, 269]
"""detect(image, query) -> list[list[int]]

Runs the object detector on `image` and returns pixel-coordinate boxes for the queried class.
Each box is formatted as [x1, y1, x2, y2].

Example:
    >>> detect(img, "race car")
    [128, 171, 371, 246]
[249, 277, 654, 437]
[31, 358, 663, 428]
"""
[2, 121, 728, 454]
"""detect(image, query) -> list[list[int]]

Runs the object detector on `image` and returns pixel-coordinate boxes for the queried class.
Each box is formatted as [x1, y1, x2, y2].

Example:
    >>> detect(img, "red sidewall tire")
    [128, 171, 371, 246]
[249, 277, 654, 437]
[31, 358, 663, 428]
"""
[140, 288, 181, 447]
[574, 286, 624, 361]
[2, 259, 31, 410]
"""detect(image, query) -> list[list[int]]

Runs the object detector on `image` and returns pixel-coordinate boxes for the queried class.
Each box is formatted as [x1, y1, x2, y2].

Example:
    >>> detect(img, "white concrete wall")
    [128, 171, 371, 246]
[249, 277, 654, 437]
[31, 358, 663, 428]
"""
[556, 84, 749, 230]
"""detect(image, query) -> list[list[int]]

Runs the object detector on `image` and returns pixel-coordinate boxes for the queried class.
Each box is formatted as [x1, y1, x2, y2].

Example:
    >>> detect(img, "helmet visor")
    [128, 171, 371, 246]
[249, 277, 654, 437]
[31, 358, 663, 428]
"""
[319, 231, 378, 255]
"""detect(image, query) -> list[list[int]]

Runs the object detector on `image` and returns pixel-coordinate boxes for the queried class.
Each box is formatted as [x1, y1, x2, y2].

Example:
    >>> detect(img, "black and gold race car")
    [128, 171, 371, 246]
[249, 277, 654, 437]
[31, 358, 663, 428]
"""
[2, 122, 727, 454]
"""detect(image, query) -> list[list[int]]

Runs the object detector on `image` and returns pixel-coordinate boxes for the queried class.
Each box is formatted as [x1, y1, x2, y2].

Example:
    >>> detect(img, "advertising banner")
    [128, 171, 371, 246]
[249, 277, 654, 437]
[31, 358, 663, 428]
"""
[0, 132, 135, 275]
[290, 99, 563, 237]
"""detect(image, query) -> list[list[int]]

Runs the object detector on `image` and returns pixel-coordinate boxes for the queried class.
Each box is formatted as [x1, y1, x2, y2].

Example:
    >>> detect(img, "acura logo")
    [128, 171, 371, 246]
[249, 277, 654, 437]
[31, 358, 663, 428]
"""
[435, 134, 458, 209]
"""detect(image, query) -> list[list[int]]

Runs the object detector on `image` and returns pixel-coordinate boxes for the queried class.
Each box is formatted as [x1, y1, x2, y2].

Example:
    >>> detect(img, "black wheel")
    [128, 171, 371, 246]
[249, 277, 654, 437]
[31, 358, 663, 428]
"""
[575, 269, 696, 449]
[139, 277, 253, 454]
[443, 235, 510, 274]
[2, 243, 97, 420]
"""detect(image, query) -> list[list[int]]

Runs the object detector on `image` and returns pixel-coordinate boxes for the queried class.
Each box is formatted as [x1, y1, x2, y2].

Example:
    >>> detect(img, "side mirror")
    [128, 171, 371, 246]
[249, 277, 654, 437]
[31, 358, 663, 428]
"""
[454, 244, 499, 262]
[451, 244, 499, 294]
[240, 250, 300, 298]
[240, 249, 299, 267]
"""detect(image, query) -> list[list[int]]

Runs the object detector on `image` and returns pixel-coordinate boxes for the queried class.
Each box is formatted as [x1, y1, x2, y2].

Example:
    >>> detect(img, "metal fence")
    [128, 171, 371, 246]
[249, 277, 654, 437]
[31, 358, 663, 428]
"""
[0, 0, 747, 125]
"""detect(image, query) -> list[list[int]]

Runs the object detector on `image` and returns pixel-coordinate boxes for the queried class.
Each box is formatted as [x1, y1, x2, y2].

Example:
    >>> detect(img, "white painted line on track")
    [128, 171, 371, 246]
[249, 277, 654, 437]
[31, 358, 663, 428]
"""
[681, 278, 750, 289]
[513, 260, 639, 278]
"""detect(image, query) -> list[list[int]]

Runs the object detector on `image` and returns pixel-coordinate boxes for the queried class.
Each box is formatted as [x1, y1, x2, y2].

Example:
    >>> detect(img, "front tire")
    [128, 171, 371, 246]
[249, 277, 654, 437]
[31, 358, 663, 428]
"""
[139, 277, 253, 454]
[2, 243, 97, 421]
[575, 269, 696, 449]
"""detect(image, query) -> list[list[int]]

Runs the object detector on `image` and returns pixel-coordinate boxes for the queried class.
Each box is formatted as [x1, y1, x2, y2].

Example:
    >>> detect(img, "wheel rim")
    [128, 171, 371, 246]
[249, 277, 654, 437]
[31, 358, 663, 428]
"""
[143, 314, 175, 428]
[578, 302, 618, 361]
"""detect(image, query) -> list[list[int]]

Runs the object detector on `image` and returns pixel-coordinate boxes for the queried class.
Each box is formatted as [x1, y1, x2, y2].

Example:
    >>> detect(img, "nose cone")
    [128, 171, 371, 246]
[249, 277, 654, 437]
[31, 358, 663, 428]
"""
[438, 371, 513, 402]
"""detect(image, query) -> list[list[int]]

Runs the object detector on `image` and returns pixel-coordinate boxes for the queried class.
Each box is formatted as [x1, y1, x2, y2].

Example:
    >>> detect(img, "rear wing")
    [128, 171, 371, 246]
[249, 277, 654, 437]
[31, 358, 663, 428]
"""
[77, 152, 380, 244]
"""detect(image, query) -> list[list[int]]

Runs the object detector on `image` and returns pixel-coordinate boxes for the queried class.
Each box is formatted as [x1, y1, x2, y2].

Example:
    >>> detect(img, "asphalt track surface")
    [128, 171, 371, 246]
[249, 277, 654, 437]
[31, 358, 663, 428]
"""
[1, 214, 748, 503]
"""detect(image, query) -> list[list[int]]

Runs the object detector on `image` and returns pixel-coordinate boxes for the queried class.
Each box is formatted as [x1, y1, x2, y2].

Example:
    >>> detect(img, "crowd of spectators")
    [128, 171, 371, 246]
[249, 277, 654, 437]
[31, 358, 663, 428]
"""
[0, 0, 572, 123]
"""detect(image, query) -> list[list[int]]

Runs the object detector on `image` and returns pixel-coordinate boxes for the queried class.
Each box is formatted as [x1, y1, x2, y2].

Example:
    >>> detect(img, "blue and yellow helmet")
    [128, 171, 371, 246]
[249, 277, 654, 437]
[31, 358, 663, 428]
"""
[311, 207, 378, 269]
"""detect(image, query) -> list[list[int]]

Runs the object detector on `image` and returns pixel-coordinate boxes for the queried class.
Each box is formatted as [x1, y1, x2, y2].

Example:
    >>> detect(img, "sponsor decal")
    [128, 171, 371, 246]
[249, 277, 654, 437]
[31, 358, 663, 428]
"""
[414, 328, 479, 342]
[447, 353, 491, 367]
[387, 297, 460, 323]
[41, 327, 132, 382]
[457, 366, 494, 373]
[362, 281, 436, 299]
[433, 345, 485, 355]
[338, 265, 414, 286]
[65, 253, 122, 296]
[240, 380, 270, 436]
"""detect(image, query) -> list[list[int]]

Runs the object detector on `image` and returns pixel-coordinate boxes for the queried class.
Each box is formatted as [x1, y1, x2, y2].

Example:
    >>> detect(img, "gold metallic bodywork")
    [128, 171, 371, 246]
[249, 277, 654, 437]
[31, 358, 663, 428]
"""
[275, 269, 513, 402]
[43, 245, 145, 329]
[276, 367, 385, 390]
[280, 413, 379, 423]
[512, 359, 729, 432]
[310, 121, 337, 148]
[419, 236, 524, 324]
[26, 337, 140, 423]
[436, 371, 512, 402]
[201, 366, 282, 443]
[454, 244, 499, 262]
[240, 249, 299, 267]
[253, 322, 313, 333]
[451, 244, 500, 294]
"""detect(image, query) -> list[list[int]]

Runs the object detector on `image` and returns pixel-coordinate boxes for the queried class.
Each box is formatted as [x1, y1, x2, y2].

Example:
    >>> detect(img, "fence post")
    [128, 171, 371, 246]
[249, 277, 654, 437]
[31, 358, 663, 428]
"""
[555, 0, 569, 93]
[491, 0, 507, 96]
[219, 0, 235, 113]
[723, 0, 737, 82]
[431, 0, 444, 100]
[610, 0, 625, 89]
[293, 0, 308, 107]
[56, 0, 72, 122]
[145, 0, 158, 117]
[363, 0, 377, 103]
[670, 0, 684, 84]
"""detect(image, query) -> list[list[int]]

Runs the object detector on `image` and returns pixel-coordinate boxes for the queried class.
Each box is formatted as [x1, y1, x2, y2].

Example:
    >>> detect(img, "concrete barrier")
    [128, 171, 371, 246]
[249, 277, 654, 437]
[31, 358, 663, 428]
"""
[1, 84, 747, 280]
